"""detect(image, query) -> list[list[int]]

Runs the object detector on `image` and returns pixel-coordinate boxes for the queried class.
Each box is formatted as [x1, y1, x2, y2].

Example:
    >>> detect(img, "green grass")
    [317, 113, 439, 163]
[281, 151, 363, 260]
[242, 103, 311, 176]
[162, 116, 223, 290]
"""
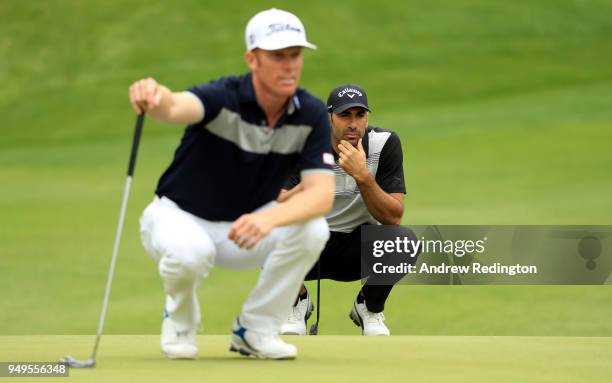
[1, 3, 612, 381]
[1, 0, 612, 343]
[2, 335, 611, 383]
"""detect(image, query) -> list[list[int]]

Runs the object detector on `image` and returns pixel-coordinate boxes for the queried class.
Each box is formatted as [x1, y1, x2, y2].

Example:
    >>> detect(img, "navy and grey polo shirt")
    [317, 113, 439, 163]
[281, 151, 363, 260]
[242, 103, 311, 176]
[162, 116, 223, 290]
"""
[155, 73, 333, 221]
[285, 126, 405, 232]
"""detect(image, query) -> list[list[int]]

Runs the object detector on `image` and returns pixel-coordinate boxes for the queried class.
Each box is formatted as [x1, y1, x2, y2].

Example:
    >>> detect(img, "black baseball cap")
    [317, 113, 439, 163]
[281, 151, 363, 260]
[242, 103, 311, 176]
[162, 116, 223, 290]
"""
[326, 84, 371, 114]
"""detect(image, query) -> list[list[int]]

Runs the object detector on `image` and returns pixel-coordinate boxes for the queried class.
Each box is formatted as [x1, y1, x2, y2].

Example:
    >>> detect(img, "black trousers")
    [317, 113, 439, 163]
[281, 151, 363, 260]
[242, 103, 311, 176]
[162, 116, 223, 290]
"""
[304, 225, 418, 313]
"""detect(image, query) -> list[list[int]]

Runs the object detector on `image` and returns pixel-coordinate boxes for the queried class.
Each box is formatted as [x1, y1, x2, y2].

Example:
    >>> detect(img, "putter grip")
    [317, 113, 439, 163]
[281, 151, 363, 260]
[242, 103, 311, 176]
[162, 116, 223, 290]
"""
[127, 113, 145, 176]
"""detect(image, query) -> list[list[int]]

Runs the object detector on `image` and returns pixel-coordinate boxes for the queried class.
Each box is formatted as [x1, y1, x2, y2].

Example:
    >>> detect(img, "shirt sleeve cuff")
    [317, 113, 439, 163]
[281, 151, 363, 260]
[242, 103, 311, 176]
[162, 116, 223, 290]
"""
[300, 168, 334, 178]
[184, 90, 205, 124]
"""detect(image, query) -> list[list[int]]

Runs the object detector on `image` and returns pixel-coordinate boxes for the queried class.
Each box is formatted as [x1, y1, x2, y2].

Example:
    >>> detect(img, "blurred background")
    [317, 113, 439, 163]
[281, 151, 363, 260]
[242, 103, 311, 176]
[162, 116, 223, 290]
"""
[1, 0, 611, 336]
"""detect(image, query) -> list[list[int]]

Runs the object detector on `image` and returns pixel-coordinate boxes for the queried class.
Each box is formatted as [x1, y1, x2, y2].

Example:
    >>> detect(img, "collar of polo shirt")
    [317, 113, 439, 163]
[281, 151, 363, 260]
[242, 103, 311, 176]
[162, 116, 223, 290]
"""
[238, 73, 301, 117]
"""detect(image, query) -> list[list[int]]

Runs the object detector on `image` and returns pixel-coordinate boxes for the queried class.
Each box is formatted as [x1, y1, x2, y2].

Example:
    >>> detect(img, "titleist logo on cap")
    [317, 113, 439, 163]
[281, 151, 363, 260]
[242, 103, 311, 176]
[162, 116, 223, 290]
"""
[337, 88, 363, 98]
[267, 22, 302, 35]
[245, 9, 317, 51]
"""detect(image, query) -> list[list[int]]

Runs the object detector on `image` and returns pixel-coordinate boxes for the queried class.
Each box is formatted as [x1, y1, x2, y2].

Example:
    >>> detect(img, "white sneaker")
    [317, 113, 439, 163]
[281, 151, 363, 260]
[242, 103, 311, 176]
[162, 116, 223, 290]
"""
[349, 300, 390, 336]
[161, 316, 198, 359]
[230, 318, 297, 360]
[280, 295, 314, 335]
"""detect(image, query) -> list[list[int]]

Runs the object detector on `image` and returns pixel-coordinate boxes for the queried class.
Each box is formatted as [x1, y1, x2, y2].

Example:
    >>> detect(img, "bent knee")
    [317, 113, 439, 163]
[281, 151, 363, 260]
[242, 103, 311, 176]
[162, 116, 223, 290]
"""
[295, 217, 330, 256]
[158, 244, 215, 280]
[159, 255, 212, 281]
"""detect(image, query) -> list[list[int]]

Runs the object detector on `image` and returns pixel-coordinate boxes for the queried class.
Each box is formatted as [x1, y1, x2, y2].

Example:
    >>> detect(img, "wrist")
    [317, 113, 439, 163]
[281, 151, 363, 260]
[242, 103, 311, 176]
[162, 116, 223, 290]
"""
[256, 208, 281, 228]
[354, 169, 373, 185]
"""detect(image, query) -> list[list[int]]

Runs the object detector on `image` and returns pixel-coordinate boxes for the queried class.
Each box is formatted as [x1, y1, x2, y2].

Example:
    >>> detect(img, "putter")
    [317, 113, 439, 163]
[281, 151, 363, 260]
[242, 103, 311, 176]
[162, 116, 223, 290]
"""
[308, 261, 321, 335]
[60, 113, 145, 368]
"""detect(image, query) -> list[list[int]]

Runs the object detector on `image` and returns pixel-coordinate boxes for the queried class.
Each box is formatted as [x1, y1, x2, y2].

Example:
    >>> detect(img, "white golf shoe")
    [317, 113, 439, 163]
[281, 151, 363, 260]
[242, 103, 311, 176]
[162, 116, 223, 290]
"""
[161, 316, 198, 359]
[230, 318, 297, 360]
[349, 300, 391, 336]
[280, 294, 314, 335]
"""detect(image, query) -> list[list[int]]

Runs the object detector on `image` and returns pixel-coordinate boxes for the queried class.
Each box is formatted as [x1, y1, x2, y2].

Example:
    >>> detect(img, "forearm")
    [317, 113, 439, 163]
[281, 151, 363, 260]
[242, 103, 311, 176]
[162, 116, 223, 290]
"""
[148, 87, 203, 125]
[276, 184, 303, 203]
[145, 85, 176, 122]
[260, 180, 333, 227]
[228, 175, 333, 249]
[356, 173, 403, 225]
[129, 78, 203, 125]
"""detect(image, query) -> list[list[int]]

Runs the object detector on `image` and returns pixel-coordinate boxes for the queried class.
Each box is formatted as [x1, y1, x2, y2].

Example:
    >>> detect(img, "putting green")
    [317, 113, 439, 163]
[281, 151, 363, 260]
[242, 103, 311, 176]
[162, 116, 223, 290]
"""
[1, 335, 610, 383]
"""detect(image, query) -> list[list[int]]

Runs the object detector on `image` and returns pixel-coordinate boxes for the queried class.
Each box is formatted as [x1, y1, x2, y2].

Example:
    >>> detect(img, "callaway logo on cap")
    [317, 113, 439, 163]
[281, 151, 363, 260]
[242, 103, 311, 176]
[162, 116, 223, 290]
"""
[327, 84, 371, 114]
[245, 8, 317, 51]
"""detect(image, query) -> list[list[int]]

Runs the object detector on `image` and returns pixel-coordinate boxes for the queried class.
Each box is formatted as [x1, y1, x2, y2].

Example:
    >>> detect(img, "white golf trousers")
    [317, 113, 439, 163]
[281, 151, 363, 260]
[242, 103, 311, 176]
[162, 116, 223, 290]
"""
[139, 196, 329, 334]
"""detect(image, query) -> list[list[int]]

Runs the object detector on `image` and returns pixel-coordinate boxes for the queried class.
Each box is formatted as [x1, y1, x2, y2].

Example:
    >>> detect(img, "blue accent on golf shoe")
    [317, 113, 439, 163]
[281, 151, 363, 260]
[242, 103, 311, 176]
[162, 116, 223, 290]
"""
[232, 326, 247, 339]
[229, 317, 297, 359]
[231, 319, 257, 352]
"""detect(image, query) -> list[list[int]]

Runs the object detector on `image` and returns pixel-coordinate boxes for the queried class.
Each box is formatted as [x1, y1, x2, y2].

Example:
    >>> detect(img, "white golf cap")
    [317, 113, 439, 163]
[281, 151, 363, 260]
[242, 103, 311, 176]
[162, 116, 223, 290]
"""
[245, 8, 317, 51]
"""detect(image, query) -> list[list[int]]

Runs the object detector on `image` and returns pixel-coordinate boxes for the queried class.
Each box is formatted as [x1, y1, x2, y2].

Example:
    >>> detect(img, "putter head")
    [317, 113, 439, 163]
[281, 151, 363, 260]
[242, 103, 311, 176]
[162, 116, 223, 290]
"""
[308, 323, 318, 335]
[59, 355, 96, 368]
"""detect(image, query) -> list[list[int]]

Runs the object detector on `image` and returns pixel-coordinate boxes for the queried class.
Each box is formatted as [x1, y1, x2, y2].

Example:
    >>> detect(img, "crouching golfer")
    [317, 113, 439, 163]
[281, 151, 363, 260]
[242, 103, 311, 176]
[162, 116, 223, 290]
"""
[129, 9, 334, 360]
[279, 84, 416, 336]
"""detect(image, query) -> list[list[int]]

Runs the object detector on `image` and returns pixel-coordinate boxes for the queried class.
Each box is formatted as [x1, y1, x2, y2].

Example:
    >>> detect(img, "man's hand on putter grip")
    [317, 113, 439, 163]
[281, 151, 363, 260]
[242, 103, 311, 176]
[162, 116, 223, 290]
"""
[129, 77, 163, 114]
[228, 213, 274, 249]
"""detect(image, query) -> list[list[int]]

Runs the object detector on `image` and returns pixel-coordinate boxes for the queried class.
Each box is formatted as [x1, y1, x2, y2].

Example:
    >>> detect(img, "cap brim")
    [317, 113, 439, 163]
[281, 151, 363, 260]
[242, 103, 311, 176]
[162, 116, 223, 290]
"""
[332, 103, 371, 114]
[255, 38, 317, 51]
